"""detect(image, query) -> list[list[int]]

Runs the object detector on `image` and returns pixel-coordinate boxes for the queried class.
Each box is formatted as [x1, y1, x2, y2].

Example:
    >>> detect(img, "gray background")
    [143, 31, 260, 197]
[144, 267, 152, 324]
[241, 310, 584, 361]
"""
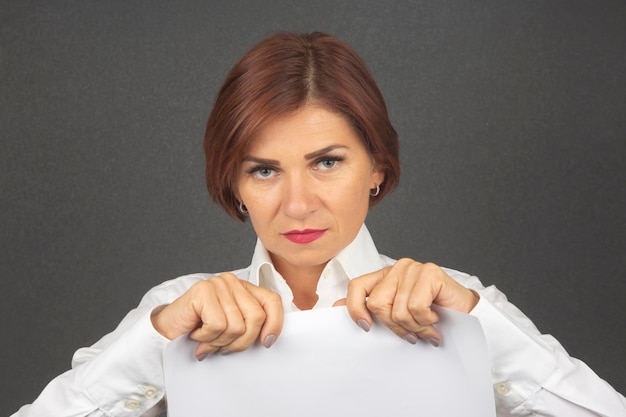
[2, 0, 625, 414]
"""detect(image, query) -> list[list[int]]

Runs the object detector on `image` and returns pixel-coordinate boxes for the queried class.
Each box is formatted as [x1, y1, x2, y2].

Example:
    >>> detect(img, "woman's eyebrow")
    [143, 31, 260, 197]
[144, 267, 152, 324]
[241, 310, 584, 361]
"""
[243, 145, 348, 165]
[304, 145, 347, 160]
[242, 156, 280, 165]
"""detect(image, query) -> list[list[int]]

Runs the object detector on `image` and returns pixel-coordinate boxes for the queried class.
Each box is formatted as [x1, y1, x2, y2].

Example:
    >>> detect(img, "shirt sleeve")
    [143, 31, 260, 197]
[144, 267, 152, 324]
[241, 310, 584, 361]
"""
[11, 273, 209, 417]
[12, 307, 169, 417]
[469, 282, 626, 416]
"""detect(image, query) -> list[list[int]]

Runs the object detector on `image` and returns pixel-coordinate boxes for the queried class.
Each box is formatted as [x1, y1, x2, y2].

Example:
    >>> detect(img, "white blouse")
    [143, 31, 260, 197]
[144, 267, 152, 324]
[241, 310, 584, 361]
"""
[12, 225, 626, 416]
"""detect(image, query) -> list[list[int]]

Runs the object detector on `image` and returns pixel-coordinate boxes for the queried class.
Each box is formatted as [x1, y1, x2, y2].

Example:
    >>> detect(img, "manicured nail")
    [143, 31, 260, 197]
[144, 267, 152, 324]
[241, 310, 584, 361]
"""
[402, 332, 419, 345]
[263, 334, 276, 348]
[220, 349, 232, 356]
[197, 354, 207, 361]
[428, 337, 440, 347]
[357, 319, 371, 332]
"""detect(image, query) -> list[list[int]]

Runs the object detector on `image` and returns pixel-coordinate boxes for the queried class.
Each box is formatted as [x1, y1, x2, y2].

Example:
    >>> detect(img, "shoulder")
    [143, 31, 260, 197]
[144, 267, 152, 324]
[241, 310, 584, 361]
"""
[440, 266, 486, 291]
[379, 254, 486, 291]
[137, 267, 252, 308]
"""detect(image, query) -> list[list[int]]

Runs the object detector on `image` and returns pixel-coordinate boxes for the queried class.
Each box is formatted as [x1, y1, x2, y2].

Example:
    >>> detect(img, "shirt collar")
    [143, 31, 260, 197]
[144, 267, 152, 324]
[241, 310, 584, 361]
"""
[332, 223, 384, 279]
[247, 223, 383, 287]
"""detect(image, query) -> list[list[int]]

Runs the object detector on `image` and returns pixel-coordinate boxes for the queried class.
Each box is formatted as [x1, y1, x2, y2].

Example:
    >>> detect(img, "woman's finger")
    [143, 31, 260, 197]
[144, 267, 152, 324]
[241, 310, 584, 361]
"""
[345, 267, 389, 331]
[345, 260, 445, 345]
[216, 279, 283, 353]
[242, 280, 284, 348]
[190, 276, 248, 357]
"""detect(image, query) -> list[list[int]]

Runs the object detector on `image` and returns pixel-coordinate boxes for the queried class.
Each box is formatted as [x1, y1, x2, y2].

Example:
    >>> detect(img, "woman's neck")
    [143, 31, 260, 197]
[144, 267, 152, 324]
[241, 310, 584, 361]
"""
[270, 254, 327, 310]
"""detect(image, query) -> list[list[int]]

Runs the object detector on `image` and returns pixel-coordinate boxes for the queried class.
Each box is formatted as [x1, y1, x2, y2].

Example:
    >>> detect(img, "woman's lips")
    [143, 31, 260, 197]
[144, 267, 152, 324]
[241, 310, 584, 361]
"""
[282, 229, 327, 244]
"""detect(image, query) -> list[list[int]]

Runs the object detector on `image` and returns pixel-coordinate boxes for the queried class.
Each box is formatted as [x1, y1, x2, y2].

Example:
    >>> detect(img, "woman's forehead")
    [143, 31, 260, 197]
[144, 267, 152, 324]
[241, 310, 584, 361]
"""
[244, 106, 363, 155]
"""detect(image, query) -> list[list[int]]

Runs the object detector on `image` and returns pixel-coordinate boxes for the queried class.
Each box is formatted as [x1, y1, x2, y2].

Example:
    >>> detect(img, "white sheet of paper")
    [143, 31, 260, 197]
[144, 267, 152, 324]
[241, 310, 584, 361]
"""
[164, 306, 495, 416]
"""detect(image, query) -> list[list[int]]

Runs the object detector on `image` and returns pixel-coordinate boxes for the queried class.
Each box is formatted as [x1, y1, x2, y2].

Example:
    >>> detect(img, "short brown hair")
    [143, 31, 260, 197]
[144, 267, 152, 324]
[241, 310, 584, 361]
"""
[204, 31, 400, 221]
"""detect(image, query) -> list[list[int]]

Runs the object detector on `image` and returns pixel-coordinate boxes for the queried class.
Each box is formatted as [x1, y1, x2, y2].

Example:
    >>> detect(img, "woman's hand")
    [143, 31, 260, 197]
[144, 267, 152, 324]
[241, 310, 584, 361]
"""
[151, 273, 284, 360]
[342, 258, 479, 346]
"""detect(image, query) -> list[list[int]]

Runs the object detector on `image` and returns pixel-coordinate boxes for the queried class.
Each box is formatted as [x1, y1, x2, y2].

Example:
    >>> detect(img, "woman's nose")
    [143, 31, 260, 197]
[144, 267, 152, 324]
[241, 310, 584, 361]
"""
[281, 174, 319, 219]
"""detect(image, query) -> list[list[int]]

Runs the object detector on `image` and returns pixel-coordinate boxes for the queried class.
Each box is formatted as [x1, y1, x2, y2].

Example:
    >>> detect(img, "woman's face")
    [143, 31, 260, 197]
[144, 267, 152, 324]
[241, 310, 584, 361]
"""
[236, 105, 384, 274]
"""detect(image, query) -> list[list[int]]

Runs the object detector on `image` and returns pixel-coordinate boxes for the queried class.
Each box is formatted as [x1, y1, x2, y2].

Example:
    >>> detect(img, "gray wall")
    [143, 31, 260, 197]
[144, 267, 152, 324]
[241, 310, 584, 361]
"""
[2, 1, 625, 414]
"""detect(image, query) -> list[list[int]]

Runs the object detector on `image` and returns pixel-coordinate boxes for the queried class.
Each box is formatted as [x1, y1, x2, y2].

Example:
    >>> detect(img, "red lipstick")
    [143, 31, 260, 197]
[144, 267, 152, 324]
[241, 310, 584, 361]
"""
[282, 229, 327, 244]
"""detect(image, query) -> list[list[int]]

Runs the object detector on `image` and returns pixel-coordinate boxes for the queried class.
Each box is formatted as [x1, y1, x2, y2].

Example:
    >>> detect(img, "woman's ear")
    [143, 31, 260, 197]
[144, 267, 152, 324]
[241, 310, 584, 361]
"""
[232, 184, 241, 203]
[371, 165, 385, 189]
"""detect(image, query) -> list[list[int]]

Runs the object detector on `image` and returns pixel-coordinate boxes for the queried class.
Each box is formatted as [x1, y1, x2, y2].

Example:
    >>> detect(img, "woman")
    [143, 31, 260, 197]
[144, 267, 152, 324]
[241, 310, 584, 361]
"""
[13, 32, 625, 417]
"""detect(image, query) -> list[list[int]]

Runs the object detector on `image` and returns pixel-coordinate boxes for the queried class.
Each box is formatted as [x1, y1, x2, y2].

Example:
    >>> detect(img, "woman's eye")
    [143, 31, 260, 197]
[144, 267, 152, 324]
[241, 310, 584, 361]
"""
[252, 166, 276, 178]
[316, 157, 343, 170]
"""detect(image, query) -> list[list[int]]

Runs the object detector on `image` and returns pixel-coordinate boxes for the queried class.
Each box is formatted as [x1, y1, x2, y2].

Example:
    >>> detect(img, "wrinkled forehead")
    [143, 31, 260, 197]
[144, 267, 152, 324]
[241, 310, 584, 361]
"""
[245, 103, 365, 150]
[241, 105, 368, 160]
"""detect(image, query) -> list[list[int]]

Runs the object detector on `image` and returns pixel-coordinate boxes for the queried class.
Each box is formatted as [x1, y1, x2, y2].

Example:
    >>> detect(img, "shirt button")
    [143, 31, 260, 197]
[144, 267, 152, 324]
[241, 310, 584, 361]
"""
[495, 382, 512, 396]
[125, 399, 140, 410]
[143, 386, 157, 399]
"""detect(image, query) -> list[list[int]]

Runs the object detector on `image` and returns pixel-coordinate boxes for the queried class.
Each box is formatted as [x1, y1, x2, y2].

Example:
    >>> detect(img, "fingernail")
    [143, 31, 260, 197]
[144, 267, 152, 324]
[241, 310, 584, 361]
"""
[357, 319, 371, 332]
[402, 332, 419, 345]
[197, 354, 207, 361]
[263, 334, 276, 348]
[220, 349, 232, 356]
[428, 337, 440, 347]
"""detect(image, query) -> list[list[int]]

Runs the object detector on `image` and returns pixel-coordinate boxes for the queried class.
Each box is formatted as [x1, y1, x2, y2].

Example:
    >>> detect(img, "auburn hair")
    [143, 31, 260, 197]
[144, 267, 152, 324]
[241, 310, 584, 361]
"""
[204, 31, 400, 221]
